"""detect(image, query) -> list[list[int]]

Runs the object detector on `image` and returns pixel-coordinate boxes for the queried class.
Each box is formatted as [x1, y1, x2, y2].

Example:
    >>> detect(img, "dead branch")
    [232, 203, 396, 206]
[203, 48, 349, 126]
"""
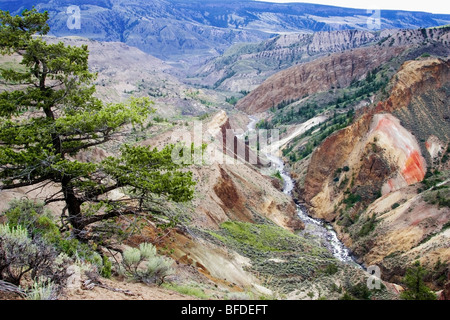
[0, 280, 27, 298]
[82, 278, 136, 297]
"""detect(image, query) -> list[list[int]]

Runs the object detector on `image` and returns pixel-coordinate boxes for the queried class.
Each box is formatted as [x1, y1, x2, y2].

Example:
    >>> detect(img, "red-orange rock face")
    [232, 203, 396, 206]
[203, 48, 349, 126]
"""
[299, 57, 450, 282]
[303, 58, 449, 210]
[236, 46, 406, 114]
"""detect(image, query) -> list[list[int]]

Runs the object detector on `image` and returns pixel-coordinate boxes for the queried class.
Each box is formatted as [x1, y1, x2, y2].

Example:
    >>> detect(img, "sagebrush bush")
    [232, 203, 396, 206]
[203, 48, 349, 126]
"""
[0, 223, 70, 292]
[227, 292, 251, 300]
[2, 199, 107, 274]
[120, 243, 174, 285]
[27, 277, 57, 301]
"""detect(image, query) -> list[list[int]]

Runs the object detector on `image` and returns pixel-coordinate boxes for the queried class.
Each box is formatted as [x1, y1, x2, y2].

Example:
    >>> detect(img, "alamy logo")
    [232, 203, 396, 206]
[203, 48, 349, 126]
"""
[367, 9, 381, 30]
[367, 265, 382, 290]
[170, 121, 279, 166]
[67, 6, 81, 30]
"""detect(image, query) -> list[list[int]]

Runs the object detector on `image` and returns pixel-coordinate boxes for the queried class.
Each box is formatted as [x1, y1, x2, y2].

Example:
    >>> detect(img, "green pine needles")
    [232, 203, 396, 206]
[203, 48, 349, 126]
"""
[0, 9, 195, 243]
[400, 262, 437, 300]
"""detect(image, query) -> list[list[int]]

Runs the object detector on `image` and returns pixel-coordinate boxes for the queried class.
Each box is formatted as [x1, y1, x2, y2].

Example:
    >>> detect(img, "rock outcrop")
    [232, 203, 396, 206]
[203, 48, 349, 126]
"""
[440, 275, 450, 300]
[236, 46, 405, 114]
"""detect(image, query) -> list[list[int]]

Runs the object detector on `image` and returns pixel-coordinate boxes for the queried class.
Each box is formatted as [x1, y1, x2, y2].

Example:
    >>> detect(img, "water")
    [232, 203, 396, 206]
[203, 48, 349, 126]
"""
[242, 115, 360, 266]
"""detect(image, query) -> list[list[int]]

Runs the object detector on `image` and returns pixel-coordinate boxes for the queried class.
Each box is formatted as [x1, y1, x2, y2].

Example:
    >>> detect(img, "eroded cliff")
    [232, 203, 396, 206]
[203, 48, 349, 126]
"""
[301, 57, 450, 284]
[236, 46, 406, 114]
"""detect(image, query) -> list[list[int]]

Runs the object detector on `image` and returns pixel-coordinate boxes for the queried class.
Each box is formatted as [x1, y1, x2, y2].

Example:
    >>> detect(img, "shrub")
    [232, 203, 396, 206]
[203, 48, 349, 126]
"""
[226, 96, 239, 105]
[400, 262, 436, 300]
[324, 264, 339, 275]
[120, 243, 174, 285]
[162, 283, 210, 299]
[27, 277, 57, 300]
[344, 193, 361, 208]
[0, 224, 42, 285]
[272, 170, 283, 180]
[101, 255, 112, 279]
[339, 292, 355, 300]
[2, 200, 56, 237]
[142, 255, 174, 285]
[0, 224, 70, 293]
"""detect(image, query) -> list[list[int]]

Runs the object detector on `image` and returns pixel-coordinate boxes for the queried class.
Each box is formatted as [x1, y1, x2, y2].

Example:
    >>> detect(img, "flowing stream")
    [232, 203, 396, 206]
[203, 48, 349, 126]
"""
[243, 116, 361, 267]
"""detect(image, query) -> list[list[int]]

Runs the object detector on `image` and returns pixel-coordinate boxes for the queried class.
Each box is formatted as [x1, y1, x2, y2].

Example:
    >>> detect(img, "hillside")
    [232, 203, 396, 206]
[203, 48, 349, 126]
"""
[236, 27, 450, 114]
[226, 25, 450, 294]
[301, 56, 450, 287]
[192, 29, 392, 91]
[2, 0, 450, 64]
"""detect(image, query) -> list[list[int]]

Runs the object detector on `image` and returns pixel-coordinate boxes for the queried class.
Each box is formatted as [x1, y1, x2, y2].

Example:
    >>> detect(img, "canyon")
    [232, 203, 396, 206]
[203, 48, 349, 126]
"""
[1, 2, 449, 301]
[298, 55, 450, 287]
[230, 25, 450, 296]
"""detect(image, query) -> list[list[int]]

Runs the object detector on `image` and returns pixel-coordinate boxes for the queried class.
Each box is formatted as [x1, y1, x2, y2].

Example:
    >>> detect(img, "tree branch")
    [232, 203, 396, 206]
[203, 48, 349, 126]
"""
[0, 176, 49, 191]
[0, 280, 27, 298]
[62, 137, 110, 155]
[44, 198, 66, 205]
[79, 207, 138, 229]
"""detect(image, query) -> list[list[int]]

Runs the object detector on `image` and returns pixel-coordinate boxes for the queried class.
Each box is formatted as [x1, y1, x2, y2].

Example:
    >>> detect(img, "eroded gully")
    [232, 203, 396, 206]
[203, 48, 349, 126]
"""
[242, 116, 362, 267]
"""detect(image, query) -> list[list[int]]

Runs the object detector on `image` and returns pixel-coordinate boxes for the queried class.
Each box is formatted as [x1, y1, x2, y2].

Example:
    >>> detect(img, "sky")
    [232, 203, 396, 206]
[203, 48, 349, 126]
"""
[256, 0, 450, 15]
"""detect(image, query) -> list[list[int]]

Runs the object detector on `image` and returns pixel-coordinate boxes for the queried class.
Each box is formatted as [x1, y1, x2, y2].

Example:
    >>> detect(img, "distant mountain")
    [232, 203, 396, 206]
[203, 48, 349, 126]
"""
[193, 29, 391, 92]
[235, 27, 450, 113]
[2, 0, 450, 64]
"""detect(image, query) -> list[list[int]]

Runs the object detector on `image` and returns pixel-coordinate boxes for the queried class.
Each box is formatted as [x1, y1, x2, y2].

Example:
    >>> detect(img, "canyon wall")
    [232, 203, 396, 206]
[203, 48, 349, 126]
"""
[236, 46, 405, 114]
[301, 57, 450, 279]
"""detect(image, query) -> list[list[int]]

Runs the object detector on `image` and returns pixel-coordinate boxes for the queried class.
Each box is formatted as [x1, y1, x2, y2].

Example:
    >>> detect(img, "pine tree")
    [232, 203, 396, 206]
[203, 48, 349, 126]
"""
[0, 9, 195, 242]
[400, 262, 437, 300]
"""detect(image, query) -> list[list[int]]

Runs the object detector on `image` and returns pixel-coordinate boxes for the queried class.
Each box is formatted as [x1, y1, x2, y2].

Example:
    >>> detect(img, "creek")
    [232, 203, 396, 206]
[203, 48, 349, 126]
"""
[243, 116, 361, 267]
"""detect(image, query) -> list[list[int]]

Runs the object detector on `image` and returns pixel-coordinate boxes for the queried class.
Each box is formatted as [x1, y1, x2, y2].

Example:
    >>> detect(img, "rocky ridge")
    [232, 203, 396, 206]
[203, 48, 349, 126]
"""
[4, 0, 450, 63]
[236, 27, 450, 114]
[236, 45, 405, 114]
[301, 57, 450, 284]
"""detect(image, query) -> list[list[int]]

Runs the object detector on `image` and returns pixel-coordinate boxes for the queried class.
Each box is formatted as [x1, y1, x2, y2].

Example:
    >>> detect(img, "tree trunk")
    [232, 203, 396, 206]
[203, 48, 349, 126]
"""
[62, 178, 84, 240]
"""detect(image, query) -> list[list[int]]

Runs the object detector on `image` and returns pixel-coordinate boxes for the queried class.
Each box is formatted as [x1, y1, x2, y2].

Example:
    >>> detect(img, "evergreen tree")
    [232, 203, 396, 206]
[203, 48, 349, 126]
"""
[0, 9, 195, 242]
[400, 262, 437, 300]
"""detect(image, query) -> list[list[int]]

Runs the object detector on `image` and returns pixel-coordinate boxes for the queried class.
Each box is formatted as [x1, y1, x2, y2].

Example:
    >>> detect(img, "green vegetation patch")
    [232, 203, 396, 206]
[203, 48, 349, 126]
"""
[162, 283, 210, 299]
[357, 215, 378, 238]
[205, 221, 340, 293]
[219, 221, 304, 252]
[421, 169, 450, 208]
[0, 59, 27, 80]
